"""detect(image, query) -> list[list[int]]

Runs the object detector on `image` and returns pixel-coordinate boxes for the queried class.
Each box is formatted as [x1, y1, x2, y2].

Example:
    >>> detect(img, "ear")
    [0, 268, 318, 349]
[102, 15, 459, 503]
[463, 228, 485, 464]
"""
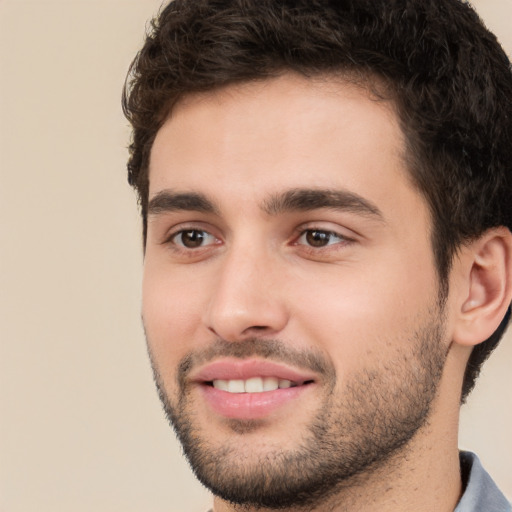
[452, 227, 512, 347]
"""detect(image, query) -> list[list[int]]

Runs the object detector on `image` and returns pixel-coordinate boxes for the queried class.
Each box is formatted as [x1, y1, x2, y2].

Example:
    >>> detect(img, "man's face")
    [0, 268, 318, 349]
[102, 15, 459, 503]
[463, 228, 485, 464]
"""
[143, 74, 451, 508]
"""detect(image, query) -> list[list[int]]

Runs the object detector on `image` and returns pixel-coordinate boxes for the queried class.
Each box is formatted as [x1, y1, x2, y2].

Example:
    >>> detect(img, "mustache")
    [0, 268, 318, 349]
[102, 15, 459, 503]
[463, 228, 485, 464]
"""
[177, 338, 336, 385]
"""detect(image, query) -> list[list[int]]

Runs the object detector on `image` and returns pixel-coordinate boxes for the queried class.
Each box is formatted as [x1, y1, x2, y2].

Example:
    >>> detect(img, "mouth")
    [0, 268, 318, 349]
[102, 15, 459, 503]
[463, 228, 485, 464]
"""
[191, 358, 317, 420]
[206, 376, 313, 393]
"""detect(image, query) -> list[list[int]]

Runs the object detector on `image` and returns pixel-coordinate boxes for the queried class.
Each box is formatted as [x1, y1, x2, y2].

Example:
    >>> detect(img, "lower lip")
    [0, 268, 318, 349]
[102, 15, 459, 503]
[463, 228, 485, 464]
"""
[199, 384, 312, 420]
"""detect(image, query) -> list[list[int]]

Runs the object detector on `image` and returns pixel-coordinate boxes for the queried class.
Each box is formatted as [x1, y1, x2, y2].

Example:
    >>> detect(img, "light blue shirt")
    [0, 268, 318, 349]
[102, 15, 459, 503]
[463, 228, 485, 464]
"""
[455, 451, 511, 512]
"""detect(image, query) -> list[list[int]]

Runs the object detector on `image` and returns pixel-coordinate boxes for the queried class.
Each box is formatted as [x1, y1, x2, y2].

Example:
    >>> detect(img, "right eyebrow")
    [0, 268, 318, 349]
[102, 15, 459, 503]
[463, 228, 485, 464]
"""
[262, 188, 384, 220]
[147, 190, 219, 216]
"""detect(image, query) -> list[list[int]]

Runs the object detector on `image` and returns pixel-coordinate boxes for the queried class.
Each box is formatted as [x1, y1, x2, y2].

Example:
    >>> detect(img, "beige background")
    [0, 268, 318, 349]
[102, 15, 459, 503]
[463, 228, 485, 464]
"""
[0, 1, 511, 510]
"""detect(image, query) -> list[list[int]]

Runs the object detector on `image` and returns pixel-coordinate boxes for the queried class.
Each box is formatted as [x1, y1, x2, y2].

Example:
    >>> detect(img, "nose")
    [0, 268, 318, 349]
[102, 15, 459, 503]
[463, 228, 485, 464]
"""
[202, 243, 289, 342]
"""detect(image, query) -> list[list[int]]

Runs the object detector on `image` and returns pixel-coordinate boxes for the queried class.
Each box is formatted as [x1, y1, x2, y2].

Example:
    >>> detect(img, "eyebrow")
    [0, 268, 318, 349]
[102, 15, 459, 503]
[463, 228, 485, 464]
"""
[262, 188, 384, 220]
[148, 191, 219, 216]
[147, 187, 384, 221]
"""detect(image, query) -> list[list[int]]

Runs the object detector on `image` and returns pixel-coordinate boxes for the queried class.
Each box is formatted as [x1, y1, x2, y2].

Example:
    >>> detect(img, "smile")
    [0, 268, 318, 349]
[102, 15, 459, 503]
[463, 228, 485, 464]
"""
[210, 377, 302, 393]
[191, 358, 317, 420]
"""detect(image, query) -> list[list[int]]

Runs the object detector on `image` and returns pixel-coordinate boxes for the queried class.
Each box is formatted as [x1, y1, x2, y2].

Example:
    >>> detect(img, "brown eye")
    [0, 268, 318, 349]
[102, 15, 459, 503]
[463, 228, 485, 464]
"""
[298, 230, 345, 248]
[306, 230, 330, 247]
[173, 230, 215, 248]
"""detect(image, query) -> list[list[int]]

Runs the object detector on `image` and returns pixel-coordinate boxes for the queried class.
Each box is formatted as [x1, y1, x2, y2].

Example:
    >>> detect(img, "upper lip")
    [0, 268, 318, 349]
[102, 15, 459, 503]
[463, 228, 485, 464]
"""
[190, 358, 318, 384]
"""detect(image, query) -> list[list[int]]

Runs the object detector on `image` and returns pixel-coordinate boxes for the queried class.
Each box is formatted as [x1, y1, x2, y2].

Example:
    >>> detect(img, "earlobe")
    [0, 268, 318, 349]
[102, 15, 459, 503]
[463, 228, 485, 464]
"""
[453, 227, 512, 347]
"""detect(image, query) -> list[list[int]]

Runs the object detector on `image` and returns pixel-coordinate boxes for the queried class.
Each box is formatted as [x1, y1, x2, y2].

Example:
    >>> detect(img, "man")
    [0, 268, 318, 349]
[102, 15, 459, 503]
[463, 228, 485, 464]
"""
[123, 1, 512, 510]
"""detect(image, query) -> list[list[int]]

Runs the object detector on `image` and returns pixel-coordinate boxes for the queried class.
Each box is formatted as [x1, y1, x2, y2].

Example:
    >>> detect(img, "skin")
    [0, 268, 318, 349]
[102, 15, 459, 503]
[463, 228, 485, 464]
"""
[142, 73, 512, 512]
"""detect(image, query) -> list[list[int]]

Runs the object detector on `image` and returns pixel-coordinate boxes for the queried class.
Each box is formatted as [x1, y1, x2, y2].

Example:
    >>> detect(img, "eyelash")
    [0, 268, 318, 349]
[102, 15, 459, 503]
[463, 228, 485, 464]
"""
[165, 227, 352, 254]
[170, 229, 219, 249]
[294, 229, 349, 249]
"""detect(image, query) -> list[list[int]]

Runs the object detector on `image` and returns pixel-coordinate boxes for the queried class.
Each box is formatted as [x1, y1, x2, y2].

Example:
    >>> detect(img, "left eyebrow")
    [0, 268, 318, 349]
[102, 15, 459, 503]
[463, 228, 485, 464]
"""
[262, 188, 384, 220]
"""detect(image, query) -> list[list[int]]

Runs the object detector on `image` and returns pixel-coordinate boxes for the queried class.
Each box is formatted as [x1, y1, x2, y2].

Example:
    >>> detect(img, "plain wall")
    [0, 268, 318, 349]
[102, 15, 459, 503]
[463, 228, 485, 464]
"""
[0, 1, 510, 510]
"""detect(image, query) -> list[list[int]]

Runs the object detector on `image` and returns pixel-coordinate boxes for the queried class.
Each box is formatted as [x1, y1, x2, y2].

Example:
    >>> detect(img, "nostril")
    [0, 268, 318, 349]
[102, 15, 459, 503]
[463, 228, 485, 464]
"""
[241, 325, 271, 336]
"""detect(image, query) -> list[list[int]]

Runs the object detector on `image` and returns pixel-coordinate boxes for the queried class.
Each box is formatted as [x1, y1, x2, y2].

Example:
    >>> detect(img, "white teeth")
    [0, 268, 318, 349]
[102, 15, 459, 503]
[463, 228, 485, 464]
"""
[213, 379, 229, 391]
[245, 377, 264, 393]
[227, 379, 245, 393]
[212, 377, 297, 393]
[262, 377, 279, 391]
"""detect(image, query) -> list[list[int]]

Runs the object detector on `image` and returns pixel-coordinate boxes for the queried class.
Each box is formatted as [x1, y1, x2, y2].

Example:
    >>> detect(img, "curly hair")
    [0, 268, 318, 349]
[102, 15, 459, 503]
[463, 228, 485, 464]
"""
[123, 0, 512, 402]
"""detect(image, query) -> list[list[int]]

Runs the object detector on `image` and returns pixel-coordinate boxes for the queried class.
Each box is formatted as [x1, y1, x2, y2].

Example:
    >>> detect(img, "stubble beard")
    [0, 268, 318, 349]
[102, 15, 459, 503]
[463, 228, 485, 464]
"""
[147, 306, 449, 510]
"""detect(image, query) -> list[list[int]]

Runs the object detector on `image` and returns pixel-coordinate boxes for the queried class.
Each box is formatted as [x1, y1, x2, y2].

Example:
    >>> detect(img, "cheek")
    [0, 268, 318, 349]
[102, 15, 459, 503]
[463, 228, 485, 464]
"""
[142, 260, 207, 367]
[289, 253, 438, 369]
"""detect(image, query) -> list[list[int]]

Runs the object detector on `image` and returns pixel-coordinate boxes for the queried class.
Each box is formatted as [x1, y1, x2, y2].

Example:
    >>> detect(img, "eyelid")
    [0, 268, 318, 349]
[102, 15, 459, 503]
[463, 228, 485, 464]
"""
[160, 220, 217, 241]
[293, 222, 356, 241]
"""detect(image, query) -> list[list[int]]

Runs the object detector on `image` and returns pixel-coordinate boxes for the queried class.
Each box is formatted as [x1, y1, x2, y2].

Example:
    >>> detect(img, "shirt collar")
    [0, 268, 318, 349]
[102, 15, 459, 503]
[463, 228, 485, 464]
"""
[455, 451, 511, 512]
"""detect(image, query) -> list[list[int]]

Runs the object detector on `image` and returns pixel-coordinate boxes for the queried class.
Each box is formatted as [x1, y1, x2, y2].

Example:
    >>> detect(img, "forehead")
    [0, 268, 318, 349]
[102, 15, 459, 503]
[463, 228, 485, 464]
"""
[149, 73, 414, 214]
